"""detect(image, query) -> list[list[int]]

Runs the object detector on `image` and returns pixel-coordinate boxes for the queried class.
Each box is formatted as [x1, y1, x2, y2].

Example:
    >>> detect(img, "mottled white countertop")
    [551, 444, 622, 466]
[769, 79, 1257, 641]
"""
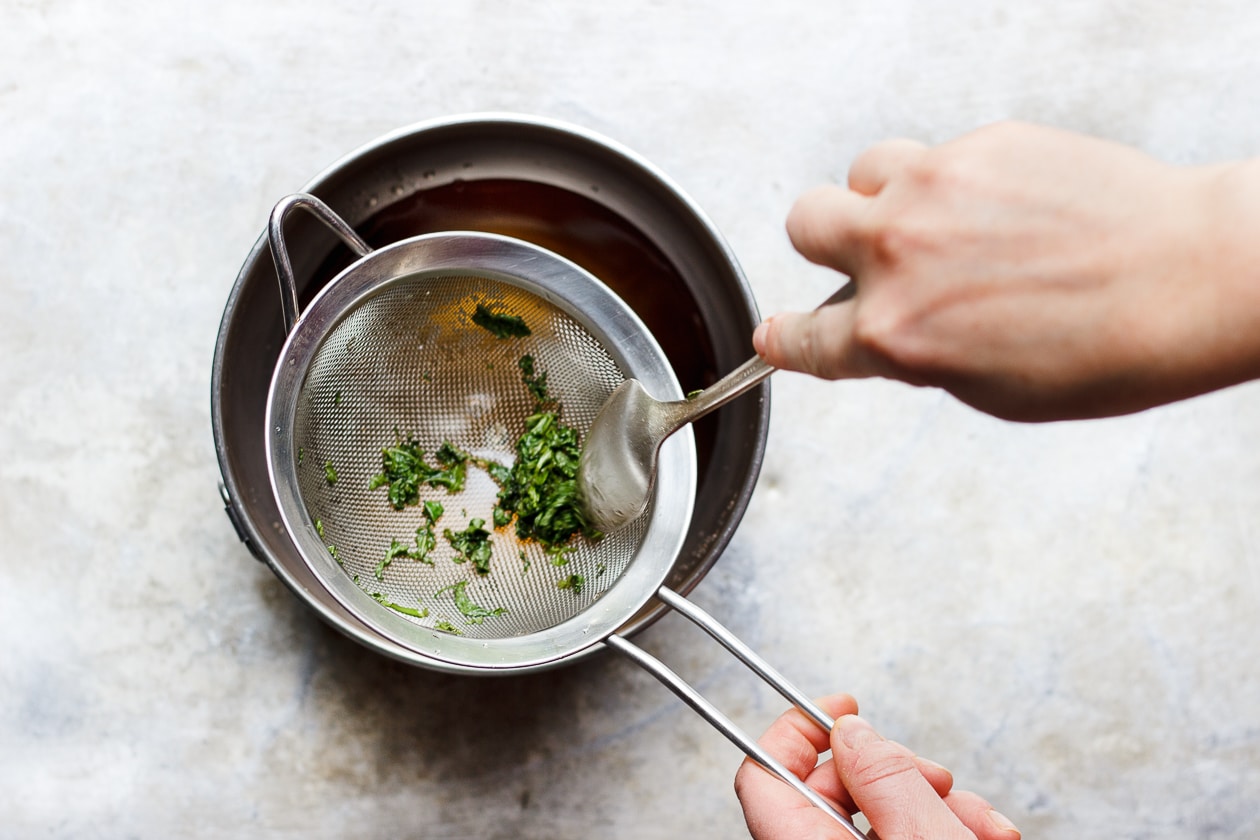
[3, 2, 1259, 838]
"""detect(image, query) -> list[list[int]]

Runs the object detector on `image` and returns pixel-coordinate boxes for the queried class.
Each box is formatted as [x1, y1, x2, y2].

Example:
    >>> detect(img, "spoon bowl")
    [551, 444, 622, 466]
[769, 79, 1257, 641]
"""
[578, 283, 855, 533]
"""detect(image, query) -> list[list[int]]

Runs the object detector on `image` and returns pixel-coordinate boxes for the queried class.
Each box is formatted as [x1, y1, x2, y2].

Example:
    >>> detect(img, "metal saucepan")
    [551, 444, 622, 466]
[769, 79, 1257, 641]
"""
[211, 115, 863, 834]
[212, 114, 770, 666]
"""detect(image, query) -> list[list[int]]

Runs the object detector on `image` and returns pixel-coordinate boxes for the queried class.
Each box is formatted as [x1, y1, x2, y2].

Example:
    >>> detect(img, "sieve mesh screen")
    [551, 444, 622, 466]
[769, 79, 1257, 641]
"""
[292, 274, 647, 639]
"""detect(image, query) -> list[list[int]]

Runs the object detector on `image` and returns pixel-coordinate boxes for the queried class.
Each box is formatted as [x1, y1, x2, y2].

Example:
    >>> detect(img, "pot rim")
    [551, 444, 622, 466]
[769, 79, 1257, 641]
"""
[211, 112, 769, 671]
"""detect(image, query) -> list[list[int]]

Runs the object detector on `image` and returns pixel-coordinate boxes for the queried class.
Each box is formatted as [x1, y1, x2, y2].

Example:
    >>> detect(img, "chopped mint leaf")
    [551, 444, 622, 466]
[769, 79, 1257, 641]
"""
[435, 580, 507, 624]
[471, 303, 531, 339]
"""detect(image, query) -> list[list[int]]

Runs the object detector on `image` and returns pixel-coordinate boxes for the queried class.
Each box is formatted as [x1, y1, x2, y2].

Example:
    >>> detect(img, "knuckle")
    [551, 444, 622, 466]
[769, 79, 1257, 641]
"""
[862, 219, 911, 268]
[795, 312, 846, 380]
[851, 303, 900, 358]
[907, 138, 985, 202]
[921, 150, 972, 194]
[795, 320, 822, 376]
[784, 736, 821, 773]
[849, 742, 920, 788]
[857, 203, 936, 271]
[753, 718, 819, 774]
[850, 295, 935, 378]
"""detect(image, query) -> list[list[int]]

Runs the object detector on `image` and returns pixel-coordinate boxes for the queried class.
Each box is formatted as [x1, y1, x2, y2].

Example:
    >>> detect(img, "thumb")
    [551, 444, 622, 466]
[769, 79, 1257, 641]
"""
[752, 304, 861, 380]
[831, 715, 975, 840]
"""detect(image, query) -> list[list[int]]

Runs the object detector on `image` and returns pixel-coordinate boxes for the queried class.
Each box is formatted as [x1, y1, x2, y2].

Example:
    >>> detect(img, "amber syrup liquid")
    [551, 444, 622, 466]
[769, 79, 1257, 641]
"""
[311, 178, 720, 476]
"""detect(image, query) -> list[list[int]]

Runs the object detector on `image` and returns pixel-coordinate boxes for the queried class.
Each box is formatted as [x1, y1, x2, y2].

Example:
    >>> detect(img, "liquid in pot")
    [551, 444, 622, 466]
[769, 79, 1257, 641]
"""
[309, 178, 721, 479]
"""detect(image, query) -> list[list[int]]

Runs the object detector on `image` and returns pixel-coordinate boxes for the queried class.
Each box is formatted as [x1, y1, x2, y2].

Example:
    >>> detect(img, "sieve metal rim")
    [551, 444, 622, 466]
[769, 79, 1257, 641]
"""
[266, 227, 697, 670]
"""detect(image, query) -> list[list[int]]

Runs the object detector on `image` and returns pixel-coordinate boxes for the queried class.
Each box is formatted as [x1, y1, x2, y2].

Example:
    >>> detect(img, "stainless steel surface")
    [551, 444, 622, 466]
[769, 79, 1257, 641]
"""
[625, 585, 863, 834]
[211, 114, 768, 666]
[269, 194, 372, 333]
[581, 282, 856, 533]
[265, 206, 697, 669]
[654, 587, 835, 733]
[605, 633, 866, 838]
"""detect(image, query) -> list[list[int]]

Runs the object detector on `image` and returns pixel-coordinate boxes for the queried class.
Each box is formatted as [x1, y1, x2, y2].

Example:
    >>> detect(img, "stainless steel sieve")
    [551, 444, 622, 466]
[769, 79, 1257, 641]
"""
[264, 193, 866, 837]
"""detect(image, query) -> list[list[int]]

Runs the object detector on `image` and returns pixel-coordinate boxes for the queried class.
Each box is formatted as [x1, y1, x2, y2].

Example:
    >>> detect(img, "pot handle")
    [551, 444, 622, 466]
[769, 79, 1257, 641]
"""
[268, 193, 373, 335]
[606, 586, 868, 839]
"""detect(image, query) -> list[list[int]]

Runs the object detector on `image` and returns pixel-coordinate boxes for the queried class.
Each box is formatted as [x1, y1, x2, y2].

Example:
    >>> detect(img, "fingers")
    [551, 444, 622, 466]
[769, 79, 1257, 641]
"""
[737, 699, 1021, 840]
[849, 138, 928, 196]
[942, 790, 1023, 840]
[785, 140, 926, 272]
[786, 185, 870, 275]
[777, 139, 929, 379]
[753, 304, 869, 380]
[734, 694, 859, 839]
[831, 715, 987, 840]
[807, 750, 954, 814]
[735, 694, 960, 839]
[761, 694, 861, 771]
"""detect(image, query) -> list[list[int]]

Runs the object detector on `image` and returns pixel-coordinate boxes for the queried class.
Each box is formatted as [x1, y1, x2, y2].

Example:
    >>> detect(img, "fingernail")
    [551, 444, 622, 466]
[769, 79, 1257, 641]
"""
[752, 320, 769, 356]
[986, 808, 1020, 837]
[835, 715, 882, 750]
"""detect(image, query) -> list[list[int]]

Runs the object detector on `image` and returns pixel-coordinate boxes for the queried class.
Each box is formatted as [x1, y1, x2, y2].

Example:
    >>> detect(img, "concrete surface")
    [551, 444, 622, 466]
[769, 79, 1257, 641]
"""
[2, 1, 1259, 837]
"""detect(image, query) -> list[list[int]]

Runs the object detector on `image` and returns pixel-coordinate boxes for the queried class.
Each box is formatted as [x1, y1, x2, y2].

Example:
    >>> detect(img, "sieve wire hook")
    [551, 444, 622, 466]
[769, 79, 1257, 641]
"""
[268, 193, 374, 335]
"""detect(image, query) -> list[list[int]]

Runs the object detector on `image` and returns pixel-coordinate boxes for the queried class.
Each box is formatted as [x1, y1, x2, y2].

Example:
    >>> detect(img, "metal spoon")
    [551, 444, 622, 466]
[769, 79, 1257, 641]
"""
[578, 283, 856, 533]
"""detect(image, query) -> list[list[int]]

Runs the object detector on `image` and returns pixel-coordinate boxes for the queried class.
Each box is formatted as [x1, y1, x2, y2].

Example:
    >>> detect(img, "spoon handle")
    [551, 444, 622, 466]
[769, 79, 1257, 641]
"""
[662, 354, 773, 430]
[660, 281, 857, 432]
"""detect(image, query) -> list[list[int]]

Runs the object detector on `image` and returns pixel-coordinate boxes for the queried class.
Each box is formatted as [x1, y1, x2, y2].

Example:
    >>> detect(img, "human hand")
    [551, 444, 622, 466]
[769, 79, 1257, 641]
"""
[734, 694, 1020, 840]
[754, 121, 1260, 421]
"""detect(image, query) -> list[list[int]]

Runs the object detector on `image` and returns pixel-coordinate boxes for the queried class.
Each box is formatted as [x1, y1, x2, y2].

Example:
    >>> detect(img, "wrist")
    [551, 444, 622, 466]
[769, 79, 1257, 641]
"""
[1188, 158, 1260, 386]
[1090, 156, 1260, 413]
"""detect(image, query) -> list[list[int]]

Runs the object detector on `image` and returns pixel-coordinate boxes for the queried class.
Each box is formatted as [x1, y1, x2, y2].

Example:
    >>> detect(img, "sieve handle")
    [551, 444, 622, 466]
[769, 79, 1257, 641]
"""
[268, 193, 374, 335]
[653, 586, 836, 731]
[605, 586, 868, 839]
